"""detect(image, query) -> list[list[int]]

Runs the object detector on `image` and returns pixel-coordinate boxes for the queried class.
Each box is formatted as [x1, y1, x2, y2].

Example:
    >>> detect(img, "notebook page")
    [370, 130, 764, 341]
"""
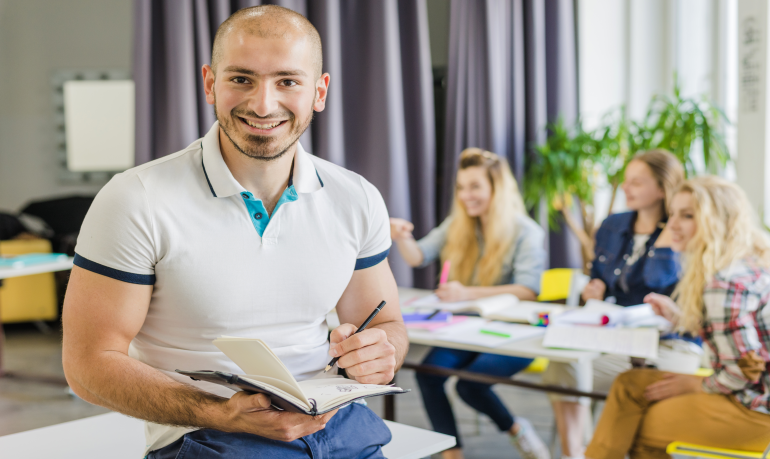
[214, 337, 308, 404]
[409, 294, 475, 312]
[434, 321, 545, 347]
[298, 378, 404, 411]
[486, 301, 567, 323]
[473, 294, 519, 316]
[543, 325, 659, 359]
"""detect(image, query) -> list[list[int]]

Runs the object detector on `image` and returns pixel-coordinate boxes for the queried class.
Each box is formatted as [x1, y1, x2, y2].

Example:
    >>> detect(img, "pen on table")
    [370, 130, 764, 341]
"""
[479, 329, 511, 338]
[324, 300, 387, 373]
[431, 260, 451, 320]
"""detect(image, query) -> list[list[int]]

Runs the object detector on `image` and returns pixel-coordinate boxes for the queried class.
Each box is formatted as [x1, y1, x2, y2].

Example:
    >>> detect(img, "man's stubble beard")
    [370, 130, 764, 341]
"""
[213, 90, 315, 162]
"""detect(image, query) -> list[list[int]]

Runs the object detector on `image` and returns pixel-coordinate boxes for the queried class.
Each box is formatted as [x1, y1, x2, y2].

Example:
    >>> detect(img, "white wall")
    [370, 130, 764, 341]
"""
[0, 0, 132, 212]
[578, 0, 736, 221]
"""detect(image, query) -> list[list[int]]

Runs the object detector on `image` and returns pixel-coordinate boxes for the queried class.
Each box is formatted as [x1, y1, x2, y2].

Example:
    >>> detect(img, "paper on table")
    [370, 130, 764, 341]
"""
[485, 301, 568, 324]
[409, 294, 473, 310]
[550, 300, 671, 330]
[409, 294, 518, 316]
[433, 320, 545, 348]
[405, 315, 468, 331]
[543, 325, 659, 359]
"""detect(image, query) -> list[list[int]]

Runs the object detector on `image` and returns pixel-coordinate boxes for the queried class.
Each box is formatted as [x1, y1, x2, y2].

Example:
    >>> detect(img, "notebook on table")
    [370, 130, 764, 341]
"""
[177, 336, 409, 416]
[410, 294, 567, 324]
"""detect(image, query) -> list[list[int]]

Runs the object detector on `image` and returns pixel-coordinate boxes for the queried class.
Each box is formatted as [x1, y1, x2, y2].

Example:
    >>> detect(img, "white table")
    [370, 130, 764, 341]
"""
[0, 257, 74, 279]
[0, 257, 74, 381]
[0, 412, 456, 459]
[336, 287, 607, 419]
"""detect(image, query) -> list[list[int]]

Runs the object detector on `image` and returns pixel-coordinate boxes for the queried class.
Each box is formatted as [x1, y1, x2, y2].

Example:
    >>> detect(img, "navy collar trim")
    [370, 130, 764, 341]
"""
[202, 157, 217, 198]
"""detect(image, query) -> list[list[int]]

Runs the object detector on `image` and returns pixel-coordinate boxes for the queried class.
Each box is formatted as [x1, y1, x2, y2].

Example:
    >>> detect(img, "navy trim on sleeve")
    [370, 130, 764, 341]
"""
[354, 248, 390, 270]
[74, 253, 156, 285]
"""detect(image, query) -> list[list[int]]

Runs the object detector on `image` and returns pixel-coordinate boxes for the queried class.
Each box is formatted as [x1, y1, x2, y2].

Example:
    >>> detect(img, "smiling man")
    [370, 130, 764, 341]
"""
[61, 6, 407, 459]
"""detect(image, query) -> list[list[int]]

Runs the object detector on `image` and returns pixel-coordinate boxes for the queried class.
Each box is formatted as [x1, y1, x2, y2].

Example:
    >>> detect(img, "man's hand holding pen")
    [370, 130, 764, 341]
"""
[328, 325, 397, 385]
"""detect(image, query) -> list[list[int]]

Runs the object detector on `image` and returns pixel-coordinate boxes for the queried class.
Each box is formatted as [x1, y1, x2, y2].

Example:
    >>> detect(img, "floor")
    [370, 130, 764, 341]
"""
[1, 323, 565, 459]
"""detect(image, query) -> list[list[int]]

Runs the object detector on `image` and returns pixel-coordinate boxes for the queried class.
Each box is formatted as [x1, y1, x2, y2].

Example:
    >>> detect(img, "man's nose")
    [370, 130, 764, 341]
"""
[249, 82, 280, 117]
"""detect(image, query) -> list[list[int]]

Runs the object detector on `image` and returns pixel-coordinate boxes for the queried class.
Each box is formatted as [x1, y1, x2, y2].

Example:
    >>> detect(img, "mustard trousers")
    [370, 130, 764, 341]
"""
[586, 369, 770, 459]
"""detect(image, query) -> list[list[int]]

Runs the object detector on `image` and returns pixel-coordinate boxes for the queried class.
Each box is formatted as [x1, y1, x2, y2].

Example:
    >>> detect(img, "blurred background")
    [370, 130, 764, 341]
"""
[0, 0, 761, 456]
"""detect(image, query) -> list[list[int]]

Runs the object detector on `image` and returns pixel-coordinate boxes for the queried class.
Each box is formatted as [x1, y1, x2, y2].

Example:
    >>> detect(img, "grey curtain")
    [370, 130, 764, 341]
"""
[441, 0, 581, 268]
[133, 0, 436, 287]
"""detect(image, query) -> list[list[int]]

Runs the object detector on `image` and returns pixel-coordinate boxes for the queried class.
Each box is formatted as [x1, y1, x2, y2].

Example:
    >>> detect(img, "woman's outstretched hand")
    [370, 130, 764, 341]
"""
[389, 218, 414, 240]
[644, 292, 681, 324]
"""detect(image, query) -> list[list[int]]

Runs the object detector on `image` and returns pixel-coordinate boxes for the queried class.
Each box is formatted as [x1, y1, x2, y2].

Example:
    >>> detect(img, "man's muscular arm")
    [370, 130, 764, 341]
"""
[331, 259, 408, 384]
[62, 267, 334, 441]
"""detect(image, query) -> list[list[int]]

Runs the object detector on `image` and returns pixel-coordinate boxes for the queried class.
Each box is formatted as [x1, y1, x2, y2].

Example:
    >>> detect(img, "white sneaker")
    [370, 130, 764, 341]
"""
[510, 418, 551, 459]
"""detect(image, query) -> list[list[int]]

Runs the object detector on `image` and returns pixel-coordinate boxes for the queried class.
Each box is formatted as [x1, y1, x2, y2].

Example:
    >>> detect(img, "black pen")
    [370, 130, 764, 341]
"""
[324, 300, 387, 373]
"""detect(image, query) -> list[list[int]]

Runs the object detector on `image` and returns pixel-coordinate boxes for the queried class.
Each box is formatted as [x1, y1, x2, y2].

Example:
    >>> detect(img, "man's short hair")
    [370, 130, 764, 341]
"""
[211, 5, 323, 79]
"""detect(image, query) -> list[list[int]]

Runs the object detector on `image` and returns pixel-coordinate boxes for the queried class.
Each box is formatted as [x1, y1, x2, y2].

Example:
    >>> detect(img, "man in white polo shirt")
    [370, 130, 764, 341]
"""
[62, 6, 407, 458]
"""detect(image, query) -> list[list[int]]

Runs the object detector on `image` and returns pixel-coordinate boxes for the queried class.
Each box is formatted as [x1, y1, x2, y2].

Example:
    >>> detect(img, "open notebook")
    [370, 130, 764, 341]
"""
[410, 293, 566, 324]
[177, 337, 408, 416]
[551, 299, 672, 329]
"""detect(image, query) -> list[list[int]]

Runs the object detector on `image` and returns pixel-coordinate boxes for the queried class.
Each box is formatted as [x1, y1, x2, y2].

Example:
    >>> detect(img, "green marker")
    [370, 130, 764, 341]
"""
[479, 329, 511, 338]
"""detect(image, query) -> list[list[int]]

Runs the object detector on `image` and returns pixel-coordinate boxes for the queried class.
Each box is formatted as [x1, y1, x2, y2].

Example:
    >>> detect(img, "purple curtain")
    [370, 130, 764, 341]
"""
[132, 0, 436, 287]
[440, 0, 581, 269]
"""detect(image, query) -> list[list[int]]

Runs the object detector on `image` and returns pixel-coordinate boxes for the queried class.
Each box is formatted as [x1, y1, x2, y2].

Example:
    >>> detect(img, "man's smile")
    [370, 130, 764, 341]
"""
[238, 116, 288, 134]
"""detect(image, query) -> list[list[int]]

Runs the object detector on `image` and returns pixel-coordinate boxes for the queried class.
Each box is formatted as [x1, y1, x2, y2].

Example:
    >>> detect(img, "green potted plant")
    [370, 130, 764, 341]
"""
[525, 80, 731, 271]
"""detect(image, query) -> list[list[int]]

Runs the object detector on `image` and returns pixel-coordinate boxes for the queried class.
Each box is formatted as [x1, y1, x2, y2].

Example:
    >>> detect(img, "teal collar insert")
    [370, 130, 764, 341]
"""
[240, 185, 298, 237]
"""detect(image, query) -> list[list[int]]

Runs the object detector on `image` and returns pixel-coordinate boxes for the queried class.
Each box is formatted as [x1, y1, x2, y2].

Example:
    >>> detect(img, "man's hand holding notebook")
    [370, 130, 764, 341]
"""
[178, 337, 408, 416]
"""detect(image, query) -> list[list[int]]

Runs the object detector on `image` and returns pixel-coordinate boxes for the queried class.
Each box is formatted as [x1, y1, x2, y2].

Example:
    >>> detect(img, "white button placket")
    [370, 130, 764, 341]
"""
[261, 213, 281, 247]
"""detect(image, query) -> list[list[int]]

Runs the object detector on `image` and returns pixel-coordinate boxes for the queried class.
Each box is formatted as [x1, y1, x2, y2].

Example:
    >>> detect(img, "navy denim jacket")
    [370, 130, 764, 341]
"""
[590, 211, 679, 306]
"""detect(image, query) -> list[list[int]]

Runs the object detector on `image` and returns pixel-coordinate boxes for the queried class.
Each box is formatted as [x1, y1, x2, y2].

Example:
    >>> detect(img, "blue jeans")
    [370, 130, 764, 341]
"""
[416, 347, 533, 448]
[147, 403, 391, 459]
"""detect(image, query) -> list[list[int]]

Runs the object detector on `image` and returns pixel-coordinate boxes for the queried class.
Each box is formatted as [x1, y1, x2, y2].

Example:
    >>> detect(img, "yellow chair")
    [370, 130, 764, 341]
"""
[667, 441, 769, 459]
[523, 268, 585, 374]
[0, 239, 59, 323]
[537, 268, 575, 302]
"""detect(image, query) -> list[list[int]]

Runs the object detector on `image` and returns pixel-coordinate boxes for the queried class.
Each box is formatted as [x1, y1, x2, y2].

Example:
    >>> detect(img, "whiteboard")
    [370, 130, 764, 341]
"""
[63, 80, 135, 172]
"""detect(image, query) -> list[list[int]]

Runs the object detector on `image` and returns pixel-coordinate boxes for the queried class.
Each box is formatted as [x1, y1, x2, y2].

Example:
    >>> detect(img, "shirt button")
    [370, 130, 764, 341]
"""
[255, 212, 263, 220]
[623, 254, 629, 260]
[614, 268, 621, 275]
[648, 250, 655, 257]
[598, 255, 606, 262]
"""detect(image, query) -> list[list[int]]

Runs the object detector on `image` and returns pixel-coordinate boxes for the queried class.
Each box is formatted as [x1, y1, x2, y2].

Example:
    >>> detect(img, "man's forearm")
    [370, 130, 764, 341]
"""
[65, 350, 229, 430]
[371, 320, 409, 372]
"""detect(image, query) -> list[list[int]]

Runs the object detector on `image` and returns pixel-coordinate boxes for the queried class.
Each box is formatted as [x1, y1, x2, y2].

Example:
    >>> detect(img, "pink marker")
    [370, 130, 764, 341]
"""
[439, 260, 451, 285]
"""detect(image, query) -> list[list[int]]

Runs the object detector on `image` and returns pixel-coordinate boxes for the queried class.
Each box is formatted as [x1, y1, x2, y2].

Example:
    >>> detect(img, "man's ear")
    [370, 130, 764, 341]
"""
[202, 65, 216, 105]
[313, 73, 331, 112]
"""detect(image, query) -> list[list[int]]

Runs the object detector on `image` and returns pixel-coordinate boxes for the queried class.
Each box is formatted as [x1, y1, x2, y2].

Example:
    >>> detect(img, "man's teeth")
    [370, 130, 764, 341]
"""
[245, 119, 282, 129]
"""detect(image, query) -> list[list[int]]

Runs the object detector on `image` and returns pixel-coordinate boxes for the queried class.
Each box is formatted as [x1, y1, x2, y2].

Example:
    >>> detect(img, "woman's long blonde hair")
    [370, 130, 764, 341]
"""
[441, 148, 525, 286]
[674, 176, 770, 333]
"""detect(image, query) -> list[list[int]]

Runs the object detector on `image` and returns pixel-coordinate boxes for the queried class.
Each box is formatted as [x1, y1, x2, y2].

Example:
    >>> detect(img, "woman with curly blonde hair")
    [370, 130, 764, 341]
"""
[586, 176, 770, 458]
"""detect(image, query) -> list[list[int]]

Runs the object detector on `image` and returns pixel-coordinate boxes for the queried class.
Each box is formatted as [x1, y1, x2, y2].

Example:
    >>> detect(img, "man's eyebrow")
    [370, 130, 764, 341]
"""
[221, 66, 308, 77]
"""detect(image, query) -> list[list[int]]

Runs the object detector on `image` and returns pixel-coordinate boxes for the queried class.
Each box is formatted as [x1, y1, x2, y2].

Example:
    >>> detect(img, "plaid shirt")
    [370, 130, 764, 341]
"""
[700, 257, 770, 412]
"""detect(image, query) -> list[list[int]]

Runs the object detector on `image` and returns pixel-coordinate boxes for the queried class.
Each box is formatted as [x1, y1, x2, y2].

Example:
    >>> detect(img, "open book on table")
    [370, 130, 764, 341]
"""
[409, 293, 567, 324]
[177, 336, 409, 416]
[550, 299, 672, 330]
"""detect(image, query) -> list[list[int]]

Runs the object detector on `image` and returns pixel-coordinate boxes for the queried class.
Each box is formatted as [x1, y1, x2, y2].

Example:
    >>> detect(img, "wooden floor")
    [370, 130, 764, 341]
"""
[1, 323, 562, 459]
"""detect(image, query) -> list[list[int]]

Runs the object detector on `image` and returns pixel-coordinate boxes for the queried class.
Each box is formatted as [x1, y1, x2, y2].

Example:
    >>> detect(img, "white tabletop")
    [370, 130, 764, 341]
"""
[0, 258, 74, 279]
[0, 412, 455, 459]
[327, 287, 599, 364]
